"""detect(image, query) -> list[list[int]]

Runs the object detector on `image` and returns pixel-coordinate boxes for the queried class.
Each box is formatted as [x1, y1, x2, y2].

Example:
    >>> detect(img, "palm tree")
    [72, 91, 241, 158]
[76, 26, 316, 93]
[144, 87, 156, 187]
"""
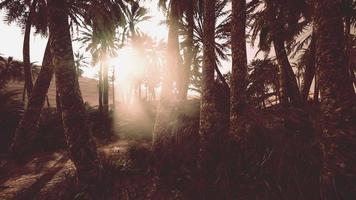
[229, 0, 248, 140]
[79, 0, 125, 134]
[123, 1, 151, 43]
[314, 0, 356, 199]
[248, 0, 307, 106]
[247, 59, 280, 106]
[152, 0, 183, 148]
[182, 0, 231, 91]
[198, 0, 217, 197]
[0, 0, 47, 99]
[179, 0, 196, 100]
[74, 52, 89, 77]
[10, 36, 54, 154]
[298, 33, 316, 102]
[0, 56, 24, 89]
[47, 0, 100, 187]
[122, 1, 151, 101]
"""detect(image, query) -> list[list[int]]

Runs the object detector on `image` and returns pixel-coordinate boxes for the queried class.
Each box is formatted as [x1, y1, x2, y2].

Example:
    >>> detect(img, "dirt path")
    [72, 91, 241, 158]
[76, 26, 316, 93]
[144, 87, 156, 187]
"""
[0, 140, 130, 200]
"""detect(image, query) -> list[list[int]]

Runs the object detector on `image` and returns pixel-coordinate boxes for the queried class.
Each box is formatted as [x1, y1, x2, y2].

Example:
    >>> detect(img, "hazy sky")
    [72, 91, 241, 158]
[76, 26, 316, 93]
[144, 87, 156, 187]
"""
[0, 2, 257, 75]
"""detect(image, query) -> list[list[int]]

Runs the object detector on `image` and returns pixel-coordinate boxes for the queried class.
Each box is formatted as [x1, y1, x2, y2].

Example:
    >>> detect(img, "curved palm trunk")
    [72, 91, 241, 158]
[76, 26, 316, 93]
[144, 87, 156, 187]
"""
[273, 38, 302, 106]
[152, 1, 179, 149]
[266, 0, 302, 107]
[198, 0, 217, 197]
[301, 34, 316, 102]
[314, 1, 356, 199]
[10, 37, 53, 154]
[48, 0, 100, 187]
[214, 62, 229, 89]
[229, 0, 248, 140]
[22, 0, 38, 99]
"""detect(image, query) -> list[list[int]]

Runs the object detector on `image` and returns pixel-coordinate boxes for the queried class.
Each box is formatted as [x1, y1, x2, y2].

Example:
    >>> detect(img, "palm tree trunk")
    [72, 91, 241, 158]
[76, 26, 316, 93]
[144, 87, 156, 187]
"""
[48, 0, 100, 187]
[345, 15, 356, 89]
[10, 36, 53, 154]
[22, 0, 38, 99]
[46, 95, 50, 107]
[179, 4, 194, 100]
[265, 0, 302, 106]
[301, 34, 316, 102]
[229, 0, 248, 141]
[313, 74, 319, 103]
[277, 64, 288, 106]
[99, 64, 103, 112]
[102, 54, 109, 137]
[102, 55, 109, 114]
[214, 62, 229, 90]
[315, 1, 356, 199]
[198, 0, 218, 197]
[22, 86, 26, 103]
[273, 37, 302, 106]
[152, 1, 179, 149]
[112, 66, 115, 107]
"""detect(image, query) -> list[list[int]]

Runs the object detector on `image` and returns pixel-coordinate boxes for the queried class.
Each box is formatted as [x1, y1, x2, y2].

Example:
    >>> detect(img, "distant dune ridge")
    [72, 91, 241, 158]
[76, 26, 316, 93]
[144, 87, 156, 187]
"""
[7, 77, 114, 107]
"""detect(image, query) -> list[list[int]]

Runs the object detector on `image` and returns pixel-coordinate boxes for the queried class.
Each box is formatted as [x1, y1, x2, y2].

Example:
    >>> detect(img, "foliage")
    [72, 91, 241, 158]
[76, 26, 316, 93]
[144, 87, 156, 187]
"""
[247, 59, 279, 107]
[0, 89, 23, 152]
[0, 56, 24, 89]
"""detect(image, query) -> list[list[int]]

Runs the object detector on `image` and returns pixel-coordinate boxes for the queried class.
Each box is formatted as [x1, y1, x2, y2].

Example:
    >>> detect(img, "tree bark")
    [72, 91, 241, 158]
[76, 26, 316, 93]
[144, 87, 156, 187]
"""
[229, 0, 248, 141]
[273, 37, 302, 106]
[102, 52, 109, 115]
[22, 0, 38, 99]
[214, 62, 229, 90]
[152, 1, 179, 149]
[48, 0, 100, 187]
[266, 0, 302, 106]
[315, 1, 356, 199]
[10, 36, 53, 154]
[301, 34, 316, 102]
[112, 66, 116, 107]
[179, 3, 194, 100]
[344, 15, 356, 89]
[198, 0, 218, 197]
[99, 64, 103, 112]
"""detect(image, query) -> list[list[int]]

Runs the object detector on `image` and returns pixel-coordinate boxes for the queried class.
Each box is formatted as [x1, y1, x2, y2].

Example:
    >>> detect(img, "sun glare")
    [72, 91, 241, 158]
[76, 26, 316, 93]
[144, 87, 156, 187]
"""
[109, 48, 147, 104]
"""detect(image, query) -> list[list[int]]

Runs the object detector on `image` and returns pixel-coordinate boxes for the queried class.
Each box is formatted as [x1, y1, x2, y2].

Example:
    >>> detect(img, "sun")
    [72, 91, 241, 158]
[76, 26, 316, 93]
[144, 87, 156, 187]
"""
[107, 48, 147, 103]
[109, 48, 145, 83]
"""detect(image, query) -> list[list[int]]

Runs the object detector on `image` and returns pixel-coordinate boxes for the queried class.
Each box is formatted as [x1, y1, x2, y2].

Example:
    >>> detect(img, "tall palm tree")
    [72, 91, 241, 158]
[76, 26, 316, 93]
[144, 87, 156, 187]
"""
[123, 1, 151, 100]
[22, 0, 37, 98]
[198, 0, 217, 197]
[10, 36, 53, 154]
[229, 0, 248, 140]
[299, 33, 316, 102]
[123, 0, 151, 43]
[152, 0, 183, 148]
[248, 0, 307, 106]
[79, 0, 125, 132]
[181, 0, 231, 91]
[179, 0, 195, 100]
[314, 0, 356, 199]
[0, 0, 46, 99]
[48, 0, 100, 186]
[74, 52, 89, 77]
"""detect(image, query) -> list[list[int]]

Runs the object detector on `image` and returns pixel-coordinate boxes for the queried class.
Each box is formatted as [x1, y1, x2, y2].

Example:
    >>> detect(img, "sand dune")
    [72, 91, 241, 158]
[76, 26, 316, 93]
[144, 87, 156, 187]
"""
[6, 76, 114, 107]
